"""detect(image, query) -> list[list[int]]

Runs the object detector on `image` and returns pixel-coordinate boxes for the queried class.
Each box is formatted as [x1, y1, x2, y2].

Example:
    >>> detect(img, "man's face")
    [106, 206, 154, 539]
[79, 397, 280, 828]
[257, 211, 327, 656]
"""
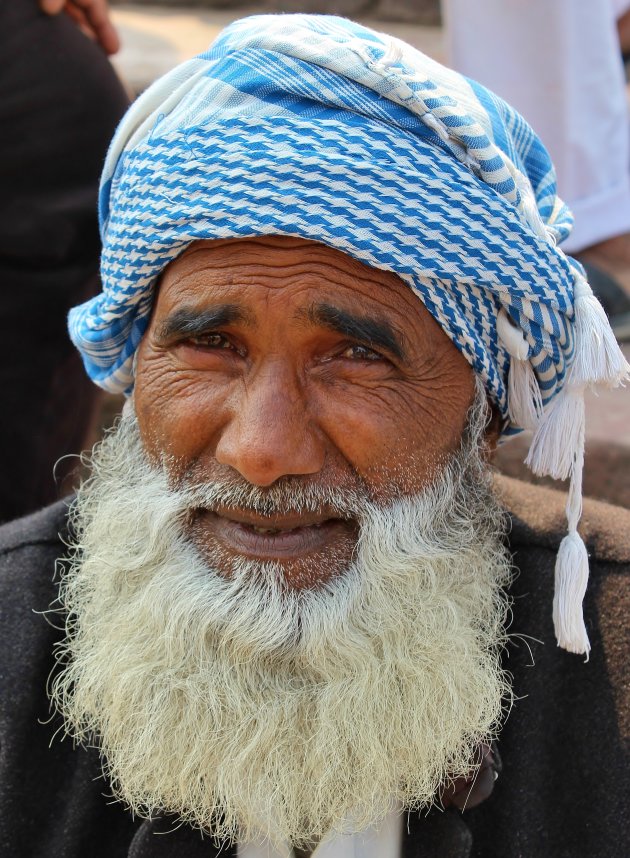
[134, 236, 476, 589]
[55, 236, 509, 849]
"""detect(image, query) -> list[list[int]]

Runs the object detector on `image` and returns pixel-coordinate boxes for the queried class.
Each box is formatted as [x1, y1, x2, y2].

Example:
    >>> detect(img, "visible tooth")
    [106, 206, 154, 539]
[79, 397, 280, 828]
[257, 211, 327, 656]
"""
[246, 523, 322, 534]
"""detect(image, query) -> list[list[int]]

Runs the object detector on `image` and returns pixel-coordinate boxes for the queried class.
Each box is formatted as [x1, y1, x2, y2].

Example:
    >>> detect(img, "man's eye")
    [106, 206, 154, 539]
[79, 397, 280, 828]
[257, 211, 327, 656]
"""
[188, 333, 233, 350]
[341, 344, 383, 361]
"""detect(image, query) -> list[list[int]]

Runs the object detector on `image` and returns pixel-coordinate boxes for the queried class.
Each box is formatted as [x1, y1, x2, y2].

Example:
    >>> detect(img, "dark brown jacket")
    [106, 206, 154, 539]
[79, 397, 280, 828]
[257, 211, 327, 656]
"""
[0, 477, 628, 858]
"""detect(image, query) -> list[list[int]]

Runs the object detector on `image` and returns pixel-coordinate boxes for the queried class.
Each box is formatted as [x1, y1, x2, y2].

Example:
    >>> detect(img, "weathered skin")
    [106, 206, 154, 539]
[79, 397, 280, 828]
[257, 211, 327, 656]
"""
[134, 236, 483, 587]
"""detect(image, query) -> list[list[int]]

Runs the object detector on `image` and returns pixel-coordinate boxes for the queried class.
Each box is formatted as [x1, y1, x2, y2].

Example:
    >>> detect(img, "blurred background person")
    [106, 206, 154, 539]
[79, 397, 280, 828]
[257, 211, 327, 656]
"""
[0, 0, 129, 523]
[444, 0, 630, 337]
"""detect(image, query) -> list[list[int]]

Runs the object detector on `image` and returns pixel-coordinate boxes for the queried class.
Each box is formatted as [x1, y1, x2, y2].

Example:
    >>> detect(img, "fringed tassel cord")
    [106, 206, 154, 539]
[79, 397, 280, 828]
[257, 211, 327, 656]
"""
[497, 309, 543, 431]
[521, 269, 630, 655]
[525, 386, 584, 481]
[526, 273, 629, 481]
[498, 267, 628, 656]
[552, 424, 591, 657]
[570, 274, 630, 387]
[524, 384, 591, 655]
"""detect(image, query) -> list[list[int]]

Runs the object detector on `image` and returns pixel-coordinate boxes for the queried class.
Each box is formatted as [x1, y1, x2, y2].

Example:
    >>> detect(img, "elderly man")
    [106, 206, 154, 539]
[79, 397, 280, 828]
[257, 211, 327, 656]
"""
[1, 14, 629, 858]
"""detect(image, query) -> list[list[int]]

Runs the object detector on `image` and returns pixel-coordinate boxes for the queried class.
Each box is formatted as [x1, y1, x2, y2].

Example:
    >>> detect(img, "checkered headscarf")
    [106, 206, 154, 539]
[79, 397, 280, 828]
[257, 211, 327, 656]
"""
[69, 14, 628, 655]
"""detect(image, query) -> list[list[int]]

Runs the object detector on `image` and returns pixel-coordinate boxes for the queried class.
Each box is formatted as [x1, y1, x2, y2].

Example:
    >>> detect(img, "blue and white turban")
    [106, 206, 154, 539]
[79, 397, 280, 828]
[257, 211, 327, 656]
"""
[69, 14, 627, 655]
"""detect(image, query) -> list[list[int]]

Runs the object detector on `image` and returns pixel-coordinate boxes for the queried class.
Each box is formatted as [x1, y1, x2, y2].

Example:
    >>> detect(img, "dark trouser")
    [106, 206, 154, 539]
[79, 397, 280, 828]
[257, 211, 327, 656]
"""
[0, 1, 129, 523]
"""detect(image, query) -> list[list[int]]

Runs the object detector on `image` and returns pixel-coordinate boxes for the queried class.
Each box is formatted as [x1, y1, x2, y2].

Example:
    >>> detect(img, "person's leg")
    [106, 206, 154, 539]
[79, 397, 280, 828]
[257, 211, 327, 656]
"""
[443, 0, 630, 255]
[0, 2, 129, 522]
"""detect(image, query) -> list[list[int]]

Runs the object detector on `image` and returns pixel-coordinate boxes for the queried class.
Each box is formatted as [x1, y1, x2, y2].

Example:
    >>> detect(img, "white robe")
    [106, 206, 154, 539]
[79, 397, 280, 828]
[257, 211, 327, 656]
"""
[237, 806, 402, 858]
[443, 0, 630, 253]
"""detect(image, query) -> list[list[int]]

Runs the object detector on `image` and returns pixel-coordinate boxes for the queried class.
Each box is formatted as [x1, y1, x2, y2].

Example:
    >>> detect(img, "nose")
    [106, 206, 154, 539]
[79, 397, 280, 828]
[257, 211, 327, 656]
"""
[214, 361, 325, 486]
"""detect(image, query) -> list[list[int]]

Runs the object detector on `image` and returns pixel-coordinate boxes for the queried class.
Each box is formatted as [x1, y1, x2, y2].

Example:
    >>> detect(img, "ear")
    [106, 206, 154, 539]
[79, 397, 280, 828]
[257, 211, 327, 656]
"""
[483, 399, 502, 453]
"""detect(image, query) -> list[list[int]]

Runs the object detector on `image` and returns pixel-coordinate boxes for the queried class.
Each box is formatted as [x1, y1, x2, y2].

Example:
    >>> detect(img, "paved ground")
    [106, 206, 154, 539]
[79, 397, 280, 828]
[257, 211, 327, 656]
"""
[105, 4, 630, 506]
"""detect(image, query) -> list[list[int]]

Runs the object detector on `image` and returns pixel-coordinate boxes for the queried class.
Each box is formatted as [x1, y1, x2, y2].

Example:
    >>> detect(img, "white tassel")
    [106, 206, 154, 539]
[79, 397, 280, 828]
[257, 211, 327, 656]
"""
[553, 531, 590, 656]
[518, 267, 627, 657]
[552, 449, 591, 657]
[570, 274, 630, 388]
[497, 308, 543, 430]
[507, 355, 543, 430]
[524, 386, 584, 480]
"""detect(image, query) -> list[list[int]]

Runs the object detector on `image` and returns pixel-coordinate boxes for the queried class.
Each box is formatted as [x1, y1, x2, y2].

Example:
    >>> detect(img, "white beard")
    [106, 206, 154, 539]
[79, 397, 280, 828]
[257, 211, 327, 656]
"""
[52, 385, 512, 850]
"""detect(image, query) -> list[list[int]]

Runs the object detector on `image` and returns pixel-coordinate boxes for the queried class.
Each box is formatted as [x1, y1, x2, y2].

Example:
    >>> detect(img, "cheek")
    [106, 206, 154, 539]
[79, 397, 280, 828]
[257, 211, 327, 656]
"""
[133, 349, 233, 464]
[313, 373, 475, 497]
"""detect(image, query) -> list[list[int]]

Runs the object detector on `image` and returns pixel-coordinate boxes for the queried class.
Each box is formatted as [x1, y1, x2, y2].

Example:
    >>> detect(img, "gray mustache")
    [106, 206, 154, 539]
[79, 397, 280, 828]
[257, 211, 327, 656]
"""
[182, 478, 368, 520]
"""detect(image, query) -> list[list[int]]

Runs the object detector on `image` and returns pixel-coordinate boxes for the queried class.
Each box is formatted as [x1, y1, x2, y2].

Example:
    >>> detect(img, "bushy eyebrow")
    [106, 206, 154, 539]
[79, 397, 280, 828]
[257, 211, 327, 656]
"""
[299, 302, 406, 360]
[154, 304, 248, 342]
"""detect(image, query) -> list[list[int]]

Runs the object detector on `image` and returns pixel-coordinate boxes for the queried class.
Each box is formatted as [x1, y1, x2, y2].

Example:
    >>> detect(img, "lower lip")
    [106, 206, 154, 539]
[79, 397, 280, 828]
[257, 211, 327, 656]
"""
[194, 510, 355, 560]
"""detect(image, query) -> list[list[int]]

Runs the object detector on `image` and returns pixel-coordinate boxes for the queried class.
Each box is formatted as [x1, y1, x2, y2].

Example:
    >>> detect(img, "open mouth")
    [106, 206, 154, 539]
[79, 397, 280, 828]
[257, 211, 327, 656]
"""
[244, 521, 328, 535]
[190, 508, 359, 566]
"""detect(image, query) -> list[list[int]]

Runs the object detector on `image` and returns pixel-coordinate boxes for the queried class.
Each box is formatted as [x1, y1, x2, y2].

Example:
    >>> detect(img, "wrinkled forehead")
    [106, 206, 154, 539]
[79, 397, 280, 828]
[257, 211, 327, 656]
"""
[159, 236, 417, 295]
[150, 236, 453, 351]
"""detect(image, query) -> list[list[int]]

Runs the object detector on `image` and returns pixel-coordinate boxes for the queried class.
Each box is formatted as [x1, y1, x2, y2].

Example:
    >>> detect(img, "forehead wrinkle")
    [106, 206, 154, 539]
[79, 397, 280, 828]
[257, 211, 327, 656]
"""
[159, 240, 431, 344]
